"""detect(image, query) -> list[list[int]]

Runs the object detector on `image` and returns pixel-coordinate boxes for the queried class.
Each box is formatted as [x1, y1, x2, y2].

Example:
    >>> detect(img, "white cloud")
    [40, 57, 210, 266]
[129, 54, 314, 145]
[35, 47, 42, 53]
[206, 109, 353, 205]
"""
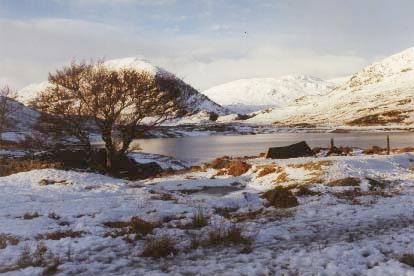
[0, 17, 370, 91]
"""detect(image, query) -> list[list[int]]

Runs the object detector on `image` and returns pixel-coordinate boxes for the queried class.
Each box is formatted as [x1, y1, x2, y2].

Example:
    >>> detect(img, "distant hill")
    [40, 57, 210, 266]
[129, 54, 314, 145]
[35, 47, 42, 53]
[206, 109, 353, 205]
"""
[17, 57, 228, 117]
[247, 47, 414, 128]
[202, 75, 336, 113]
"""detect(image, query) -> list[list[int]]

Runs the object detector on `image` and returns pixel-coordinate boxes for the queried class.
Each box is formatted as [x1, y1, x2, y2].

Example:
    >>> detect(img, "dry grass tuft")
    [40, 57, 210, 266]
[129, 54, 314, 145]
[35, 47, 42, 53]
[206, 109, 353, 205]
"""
[0, 159, 62, 177]
[141, 235, 178, 258]
[328, 177, 361, 187]
[274, 171, 289, 183]
[257, 164, 283, 178]
[262, 186, 299, 208]
[190, 208, 210, 228]
[0, 234, 19, 249]
[288, 160, 333, 171]
[288, 160, 333, 184]
[104, 217, 158, 238]
[207, 224, 253, 247]
[16, 242, 61, 274]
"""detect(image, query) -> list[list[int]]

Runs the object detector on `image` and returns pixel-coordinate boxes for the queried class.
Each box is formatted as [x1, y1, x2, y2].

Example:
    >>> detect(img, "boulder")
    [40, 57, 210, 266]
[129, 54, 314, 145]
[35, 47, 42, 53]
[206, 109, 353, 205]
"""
[265, 141, 314, 159]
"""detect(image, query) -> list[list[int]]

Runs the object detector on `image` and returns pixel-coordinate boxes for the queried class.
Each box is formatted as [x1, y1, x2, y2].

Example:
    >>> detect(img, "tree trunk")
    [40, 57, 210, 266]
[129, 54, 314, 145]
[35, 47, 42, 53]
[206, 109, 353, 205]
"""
[102, 129, 116, 173]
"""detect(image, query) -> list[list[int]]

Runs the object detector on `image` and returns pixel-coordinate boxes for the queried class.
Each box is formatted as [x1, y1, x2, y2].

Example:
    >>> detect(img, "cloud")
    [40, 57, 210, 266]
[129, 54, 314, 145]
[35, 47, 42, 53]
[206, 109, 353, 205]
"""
[0, 16, 373, 91]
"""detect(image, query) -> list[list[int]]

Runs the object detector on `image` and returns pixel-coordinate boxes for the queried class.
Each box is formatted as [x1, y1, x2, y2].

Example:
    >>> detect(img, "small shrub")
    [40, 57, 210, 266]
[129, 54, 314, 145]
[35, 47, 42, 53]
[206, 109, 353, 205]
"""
[328, 177, 361, 187]
[22, 212, 40, 220]
[141, 235, 178, 258]
[262, 186, 299, 208]
[191, 208, 209, 228]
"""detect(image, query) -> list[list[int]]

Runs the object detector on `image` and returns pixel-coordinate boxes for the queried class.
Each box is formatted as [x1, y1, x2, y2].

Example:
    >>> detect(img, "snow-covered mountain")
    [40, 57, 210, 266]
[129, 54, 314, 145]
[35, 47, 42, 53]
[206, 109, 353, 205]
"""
[203, 75, 337, 113]
[17, 58, 228, 116]
[248, 47, 414, 128]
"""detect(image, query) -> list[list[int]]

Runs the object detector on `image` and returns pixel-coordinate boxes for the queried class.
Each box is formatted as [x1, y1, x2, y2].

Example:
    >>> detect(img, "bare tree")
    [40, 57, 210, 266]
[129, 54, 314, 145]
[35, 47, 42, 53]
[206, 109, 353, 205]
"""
[0, 86, 20, 139]
[32, 60, 188, 172]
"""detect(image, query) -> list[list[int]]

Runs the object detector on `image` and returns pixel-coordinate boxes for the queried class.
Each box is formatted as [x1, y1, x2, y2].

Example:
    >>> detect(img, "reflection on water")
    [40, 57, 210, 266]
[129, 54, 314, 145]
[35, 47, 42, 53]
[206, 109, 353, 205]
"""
[134, 132, 414, 163]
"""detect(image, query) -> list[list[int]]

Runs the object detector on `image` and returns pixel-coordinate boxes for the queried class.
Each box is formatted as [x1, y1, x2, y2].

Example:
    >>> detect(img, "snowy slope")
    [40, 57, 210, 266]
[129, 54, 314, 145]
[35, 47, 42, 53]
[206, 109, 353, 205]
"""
[1, 152, 414, 274]
[203, 75, 336, 113]
[0, 97, 39, 135]
[17, 58, 228, 116]
[249, 48, 414, 127]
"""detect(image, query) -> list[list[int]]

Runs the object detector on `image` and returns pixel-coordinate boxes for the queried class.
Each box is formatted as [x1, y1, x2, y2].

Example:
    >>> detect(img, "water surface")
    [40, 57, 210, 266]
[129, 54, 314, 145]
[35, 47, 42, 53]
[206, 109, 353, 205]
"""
[135, 132, 414, 163]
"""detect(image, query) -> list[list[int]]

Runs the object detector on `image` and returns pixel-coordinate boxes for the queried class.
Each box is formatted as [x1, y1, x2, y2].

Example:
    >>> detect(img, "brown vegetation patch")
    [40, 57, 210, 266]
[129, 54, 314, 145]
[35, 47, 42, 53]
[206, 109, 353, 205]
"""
[208, 156, 231, 169]
[103, 217, 159, 238]
[0, 234, 19, 249]
[399, 253, 414, 267]
[288, 160, 333, 171]
[332, 188, 393, 201]
[37, 230, 84, 240]
[393, 147, 414, 153]
[141, 235, 178, 258]
[295, 186, 321, 196]
[257, 164, 283, 178]
[274, 171, 290, 183]
[262, 186, 299, 208]
[228, 160, 251, 176]
[364, 146, 387, 155]
[0, 158, 62, 177]
[213, 158, 252, 177]
[288, 160, 333, 184]
[226, 209, 264, 222]
[328, 177, 361, 187]
[347, 110, 410, 126]
[22, 212, 40, 220]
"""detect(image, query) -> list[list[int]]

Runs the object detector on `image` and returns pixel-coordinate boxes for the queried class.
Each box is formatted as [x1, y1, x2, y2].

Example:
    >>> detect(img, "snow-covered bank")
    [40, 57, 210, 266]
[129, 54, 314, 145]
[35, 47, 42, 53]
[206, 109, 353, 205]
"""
[1, 152, 414, 274]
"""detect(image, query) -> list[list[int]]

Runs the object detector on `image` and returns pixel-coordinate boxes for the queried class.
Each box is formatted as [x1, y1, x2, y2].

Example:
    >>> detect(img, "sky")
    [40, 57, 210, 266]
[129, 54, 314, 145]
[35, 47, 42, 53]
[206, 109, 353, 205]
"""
[1, 0, 414, 90]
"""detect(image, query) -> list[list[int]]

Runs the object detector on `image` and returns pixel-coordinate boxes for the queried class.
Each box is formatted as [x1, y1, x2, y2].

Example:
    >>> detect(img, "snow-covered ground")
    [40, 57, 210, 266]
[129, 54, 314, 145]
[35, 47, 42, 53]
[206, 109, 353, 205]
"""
[1, 151, 414, 275]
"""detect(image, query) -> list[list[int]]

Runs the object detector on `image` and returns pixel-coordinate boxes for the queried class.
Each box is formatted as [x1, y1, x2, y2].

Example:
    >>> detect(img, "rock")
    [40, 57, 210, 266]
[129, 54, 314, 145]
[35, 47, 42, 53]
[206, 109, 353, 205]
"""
[265, 141, 314, 159]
